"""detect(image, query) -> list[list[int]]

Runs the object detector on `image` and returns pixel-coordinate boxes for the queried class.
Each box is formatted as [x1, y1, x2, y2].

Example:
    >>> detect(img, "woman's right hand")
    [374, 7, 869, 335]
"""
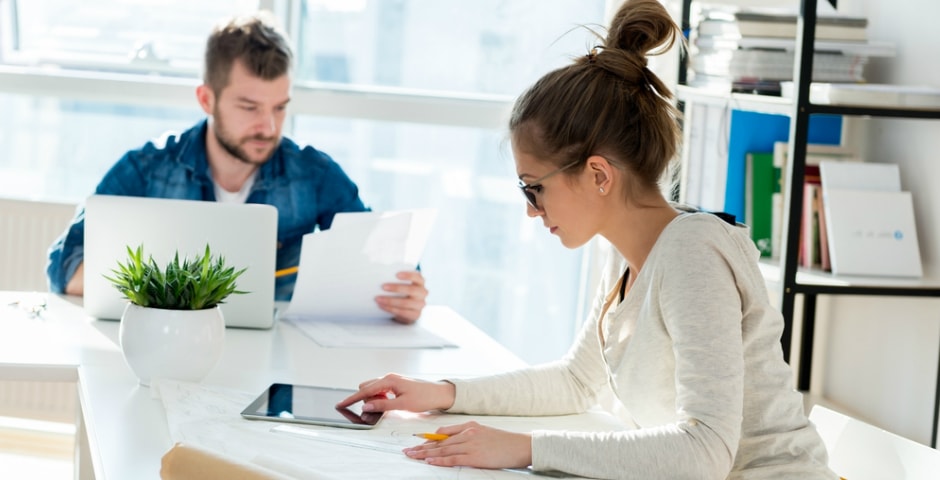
[336, 373, 456, 413]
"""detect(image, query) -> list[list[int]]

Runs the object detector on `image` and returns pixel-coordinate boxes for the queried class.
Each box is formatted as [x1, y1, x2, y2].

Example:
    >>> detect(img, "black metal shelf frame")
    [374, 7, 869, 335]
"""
[806, 104, 940, 119]
[793, 284, 940, 297]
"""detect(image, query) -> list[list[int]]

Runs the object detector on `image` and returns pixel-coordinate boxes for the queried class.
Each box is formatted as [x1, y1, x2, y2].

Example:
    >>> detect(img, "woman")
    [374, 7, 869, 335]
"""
[338, 0, 836, 477]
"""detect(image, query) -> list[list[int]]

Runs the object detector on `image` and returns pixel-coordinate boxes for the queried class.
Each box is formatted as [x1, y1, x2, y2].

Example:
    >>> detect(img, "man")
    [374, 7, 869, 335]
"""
[46, 12, 427, 324]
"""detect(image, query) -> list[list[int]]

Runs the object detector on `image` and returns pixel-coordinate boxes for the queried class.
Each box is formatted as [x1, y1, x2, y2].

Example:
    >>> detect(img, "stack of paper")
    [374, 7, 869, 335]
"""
[819, 162, 922, 277]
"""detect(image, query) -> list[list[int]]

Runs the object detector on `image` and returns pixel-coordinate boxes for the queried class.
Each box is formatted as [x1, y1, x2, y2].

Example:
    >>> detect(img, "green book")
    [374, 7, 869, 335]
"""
[745, 152, 776, 257]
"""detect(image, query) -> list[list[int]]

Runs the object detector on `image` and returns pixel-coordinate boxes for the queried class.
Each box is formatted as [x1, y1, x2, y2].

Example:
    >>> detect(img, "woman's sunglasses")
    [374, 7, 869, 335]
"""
[517, 160, 580, 210]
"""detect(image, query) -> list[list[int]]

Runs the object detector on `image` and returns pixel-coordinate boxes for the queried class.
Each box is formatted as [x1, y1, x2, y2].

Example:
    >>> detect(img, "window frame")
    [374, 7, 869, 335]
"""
[0, 0, 16, 58]
[0, 0, 635, 129]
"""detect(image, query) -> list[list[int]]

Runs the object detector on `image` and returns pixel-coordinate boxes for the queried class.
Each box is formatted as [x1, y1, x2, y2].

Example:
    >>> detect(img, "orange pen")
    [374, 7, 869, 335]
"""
[274, 266, 299, 278]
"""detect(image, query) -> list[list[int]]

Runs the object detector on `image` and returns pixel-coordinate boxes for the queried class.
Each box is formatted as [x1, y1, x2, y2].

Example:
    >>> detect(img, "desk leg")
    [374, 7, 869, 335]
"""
[74, 392, 95, 480]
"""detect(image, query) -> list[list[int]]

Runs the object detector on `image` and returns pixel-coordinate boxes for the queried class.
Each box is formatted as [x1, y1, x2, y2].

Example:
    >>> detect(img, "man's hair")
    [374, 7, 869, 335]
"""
[203, 12, 293, 94]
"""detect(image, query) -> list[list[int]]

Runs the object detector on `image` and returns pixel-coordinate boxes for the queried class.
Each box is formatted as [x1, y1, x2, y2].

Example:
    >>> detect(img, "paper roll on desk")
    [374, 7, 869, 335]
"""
[160, 442, 332, 480]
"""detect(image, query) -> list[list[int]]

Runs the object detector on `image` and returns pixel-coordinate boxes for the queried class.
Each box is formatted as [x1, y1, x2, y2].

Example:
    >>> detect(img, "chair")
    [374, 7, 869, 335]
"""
[809, 405, 940, 479]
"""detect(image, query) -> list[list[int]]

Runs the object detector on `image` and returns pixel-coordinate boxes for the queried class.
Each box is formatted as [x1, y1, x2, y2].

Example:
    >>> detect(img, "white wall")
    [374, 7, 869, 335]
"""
[815, 0, 940, 447]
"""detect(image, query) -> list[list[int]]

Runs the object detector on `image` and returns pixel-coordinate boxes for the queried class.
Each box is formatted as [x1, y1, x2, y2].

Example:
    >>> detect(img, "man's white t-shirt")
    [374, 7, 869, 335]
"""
[213, 171, 257, 204]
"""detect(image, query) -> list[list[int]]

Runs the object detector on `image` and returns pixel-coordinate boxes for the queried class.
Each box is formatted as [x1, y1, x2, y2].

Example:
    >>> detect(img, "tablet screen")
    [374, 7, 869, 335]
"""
[240, 383, 386, 429]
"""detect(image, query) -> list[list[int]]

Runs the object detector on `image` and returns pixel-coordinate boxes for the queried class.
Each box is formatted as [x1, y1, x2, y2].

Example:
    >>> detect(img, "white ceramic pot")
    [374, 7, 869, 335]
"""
[119, 303, 225, 387]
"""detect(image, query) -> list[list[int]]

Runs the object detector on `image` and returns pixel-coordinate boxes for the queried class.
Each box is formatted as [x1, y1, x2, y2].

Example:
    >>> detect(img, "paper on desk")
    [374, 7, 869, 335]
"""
[270, 424, 578, 477]
[284, 315, 457, 348]
[152, 380, 431, 479]
[154, 380, 618, 479]
[284, 209, 437, 319]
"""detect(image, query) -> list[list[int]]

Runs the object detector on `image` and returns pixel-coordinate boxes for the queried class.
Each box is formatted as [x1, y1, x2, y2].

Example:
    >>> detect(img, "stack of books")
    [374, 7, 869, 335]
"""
[744, 142, 859, 262]
[689, 9, 895, 95]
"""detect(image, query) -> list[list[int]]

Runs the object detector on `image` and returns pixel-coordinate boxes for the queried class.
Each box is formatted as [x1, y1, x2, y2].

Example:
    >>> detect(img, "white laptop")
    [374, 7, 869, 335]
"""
[83, 195, 278, 329]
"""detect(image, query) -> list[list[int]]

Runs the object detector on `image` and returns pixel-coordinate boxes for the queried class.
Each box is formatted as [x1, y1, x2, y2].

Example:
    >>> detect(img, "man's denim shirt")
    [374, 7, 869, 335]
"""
[46, 119, 368, 300]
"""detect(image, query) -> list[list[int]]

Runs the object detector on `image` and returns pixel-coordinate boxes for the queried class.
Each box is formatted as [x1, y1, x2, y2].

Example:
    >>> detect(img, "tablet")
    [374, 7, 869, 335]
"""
[240, 383, 386, 430]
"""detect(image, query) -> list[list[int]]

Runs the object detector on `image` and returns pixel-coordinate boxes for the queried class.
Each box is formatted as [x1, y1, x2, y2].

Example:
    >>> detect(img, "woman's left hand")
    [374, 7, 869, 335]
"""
[403, 421, 532, 470]
[375, 270, 427, 324]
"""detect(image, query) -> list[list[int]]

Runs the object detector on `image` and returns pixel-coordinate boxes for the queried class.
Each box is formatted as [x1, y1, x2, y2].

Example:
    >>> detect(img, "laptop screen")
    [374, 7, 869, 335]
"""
[82, 195, 278, 329]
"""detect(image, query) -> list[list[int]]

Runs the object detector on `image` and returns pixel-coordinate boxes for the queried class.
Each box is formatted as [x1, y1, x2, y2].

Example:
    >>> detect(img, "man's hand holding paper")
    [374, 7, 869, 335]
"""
[375, 270, 427, 324]
[284, 209, 437, 324]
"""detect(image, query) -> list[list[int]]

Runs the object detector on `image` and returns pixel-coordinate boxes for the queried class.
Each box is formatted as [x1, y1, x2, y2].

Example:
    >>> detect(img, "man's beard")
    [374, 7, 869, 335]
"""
[212, 116, 278, 166]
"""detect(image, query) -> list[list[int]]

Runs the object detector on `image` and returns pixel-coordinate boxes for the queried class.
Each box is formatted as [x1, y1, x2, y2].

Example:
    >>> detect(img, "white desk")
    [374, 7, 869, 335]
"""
[2, 293, 629, 479]
[4, 292, 600, 479]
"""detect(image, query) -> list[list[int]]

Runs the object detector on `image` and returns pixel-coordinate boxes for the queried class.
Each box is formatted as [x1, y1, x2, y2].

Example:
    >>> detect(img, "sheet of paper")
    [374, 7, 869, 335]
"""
[283, 315, 457, 348]
[284, 209, 437, 319]
[152, 380, 450, 479]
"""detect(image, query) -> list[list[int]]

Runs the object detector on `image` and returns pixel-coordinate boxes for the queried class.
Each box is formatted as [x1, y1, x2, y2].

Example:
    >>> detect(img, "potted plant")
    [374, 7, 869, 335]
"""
[105, 244, 246, 386]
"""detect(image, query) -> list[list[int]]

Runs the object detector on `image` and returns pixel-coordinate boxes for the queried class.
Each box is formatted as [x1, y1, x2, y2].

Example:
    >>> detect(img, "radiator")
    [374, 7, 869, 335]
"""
[0, 198, 77, 292]
[0, 380, 77, 424]
[0, 199, 80, 425]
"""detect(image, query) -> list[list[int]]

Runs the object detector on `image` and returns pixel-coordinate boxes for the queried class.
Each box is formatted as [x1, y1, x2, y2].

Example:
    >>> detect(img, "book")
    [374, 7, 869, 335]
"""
[699, 103, 730, 212]
[805, 164, 821, 185]
[815, 179, 830, 271]
[691, 49, 868, 82]
[681, 102, 708, 207]
[818, 161, 922, 277]
[696, 14, 868, 42]
[781, 82, 940, 108]
[771, 141, 858, 259]
[695, 18, 741, 38]
[745, 152, 776, 257]
[800, 165, 828, 269]
[823, 189, 922, 277]
[819, 161, 901, 192]
[734, 11, 869, 28]
[733, 12, 869, 41]
[800, 182, 821, 268]
[694, 35, 896, 57]
[723, 114, 842, 241]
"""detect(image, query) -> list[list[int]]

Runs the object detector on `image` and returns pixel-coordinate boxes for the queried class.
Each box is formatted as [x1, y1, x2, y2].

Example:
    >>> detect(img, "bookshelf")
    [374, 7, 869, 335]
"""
[677, 0, 940, 448]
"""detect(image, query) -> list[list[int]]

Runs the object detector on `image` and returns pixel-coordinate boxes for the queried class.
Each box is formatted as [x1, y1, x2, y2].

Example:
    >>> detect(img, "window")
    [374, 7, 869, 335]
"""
[291, 116, 588, 360]
[2, 0, 258, 75]
[295, 0, 606, 96]
[0, 92, 203, 202]
[0, 0, 610, 364]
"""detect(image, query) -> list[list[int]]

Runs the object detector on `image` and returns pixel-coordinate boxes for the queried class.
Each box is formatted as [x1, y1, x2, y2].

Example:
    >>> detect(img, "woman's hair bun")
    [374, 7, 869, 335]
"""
[605, 0, 679, 58]
[572, 0, 680, 89]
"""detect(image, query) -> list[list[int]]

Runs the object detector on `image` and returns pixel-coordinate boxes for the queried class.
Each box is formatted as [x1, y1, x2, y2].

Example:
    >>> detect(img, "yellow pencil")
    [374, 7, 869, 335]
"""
[275, 266, 299, 278]
[413, 433, 449, 441]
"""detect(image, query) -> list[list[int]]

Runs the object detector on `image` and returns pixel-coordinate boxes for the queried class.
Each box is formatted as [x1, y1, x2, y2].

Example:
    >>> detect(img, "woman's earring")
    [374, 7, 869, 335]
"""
[599, 187, 605, 194]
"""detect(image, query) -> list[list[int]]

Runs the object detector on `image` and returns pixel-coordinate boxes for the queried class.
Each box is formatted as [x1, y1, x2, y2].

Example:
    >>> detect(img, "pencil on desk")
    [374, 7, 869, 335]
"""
[275, 266, 298, 278]
[413, 433, 449, 441]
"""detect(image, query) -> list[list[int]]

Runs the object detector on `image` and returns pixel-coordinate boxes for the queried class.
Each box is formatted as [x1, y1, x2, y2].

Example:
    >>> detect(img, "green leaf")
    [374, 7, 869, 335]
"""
[102, 243, 249, 311]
